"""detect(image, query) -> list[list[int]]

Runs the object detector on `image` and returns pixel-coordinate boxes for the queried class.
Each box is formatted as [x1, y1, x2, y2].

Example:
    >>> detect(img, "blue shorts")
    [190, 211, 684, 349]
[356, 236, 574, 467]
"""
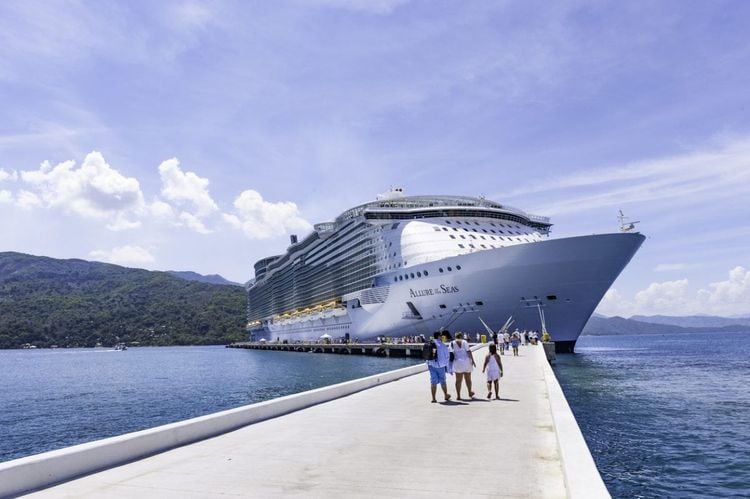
[428, 365, 446, 385]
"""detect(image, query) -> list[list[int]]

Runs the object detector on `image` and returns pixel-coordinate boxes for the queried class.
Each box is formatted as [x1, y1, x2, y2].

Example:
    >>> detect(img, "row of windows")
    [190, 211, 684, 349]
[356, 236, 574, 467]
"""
[445, 219, 520, 229]
[434, 225, 530, 236]
[391, 264, 464, 283]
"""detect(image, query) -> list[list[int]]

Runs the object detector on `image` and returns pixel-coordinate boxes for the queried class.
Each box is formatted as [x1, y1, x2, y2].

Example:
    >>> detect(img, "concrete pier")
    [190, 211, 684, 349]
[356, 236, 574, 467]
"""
[3, 344, 609, 498]
[227, 341, 428, 358]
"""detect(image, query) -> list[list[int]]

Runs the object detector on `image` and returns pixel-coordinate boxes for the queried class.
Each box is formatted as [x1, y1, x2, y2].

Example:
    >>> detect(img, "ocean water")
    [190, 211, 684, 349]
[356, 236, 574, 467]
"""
[554, 332, 750, 499]
[0, 346, 419, 462]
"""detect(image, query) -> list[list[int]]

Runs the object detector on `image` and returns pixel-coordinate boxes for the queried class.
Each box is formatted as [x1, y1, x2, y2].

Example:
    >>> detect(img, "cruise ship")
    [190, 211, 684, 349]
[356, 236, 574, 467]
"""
[246, 189, 644, 352]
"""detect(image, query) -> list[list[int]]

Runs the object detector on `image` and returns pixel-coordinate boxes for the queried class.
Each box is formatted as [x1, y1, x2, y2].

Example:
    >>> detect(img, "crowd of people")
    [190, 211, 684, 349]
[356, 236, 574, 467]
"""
[425, 328, 542, 403]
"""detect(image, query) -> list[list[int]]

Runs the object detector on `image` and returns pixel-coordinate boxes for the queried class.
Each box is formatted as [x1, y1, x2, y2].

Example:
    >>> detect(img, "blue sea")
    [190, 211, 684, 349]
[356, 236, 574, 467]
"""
[2, 335, 748, 498]
[0, 346, 419, 462]
[554, 331, 750, 498]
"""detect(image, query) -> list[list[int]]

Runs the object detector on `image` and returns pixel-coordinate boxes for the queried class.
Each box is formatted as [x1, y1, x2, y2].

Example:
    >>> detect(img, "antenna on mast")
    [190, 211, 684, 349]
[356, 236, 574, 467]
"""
[618, 209, 640, 233]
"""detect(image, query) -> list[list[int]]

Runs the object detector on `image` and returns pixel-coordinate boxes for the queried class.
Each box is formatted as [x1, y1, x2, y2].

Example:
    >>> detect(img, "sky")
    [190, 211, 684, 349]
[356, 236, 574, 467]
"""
[1, 0, 749, 318]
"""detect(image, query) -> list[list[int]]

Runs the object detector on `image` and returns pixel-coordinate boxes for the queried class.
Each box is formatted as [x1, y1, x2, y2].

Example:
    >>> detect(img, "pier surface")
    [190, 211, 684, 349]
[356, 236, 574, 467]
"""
[15, 344, 607, 498]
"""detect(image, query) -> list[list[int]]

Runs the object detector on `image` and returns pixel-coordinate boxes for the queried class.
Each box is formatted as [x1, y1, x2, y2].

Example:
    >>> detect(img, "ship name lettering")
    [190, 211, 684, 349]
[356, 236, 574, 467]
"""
[438, 284, 459, 294]
[409, 288, 434, 298]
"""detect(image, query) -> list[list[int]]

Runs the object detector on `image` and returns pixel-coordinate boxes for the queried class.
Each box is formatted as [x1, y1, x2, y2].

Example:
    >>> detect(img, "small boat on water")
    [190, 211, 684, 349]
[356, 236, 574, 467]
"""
[114, 343, 128, 351]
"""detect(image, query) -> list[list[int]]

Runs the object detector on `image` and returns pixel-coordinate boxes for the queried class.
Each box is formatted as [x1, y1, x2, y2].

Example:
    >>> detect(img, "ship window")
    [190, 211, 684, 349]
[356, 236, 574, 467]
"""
[469, 244, 475, 248]
[404, 274, 409, 280]
[394, 277, 397, 282]
[490, 222, 496, 226]
[482, 229, 488, 233]
[480, 235, 486, 239]
[475, 222, 480, 226]
[446, 220, 451, 224]
[417, 271, 422, 277]
[439, 268, 444, 273]
[470, 235, 476, 239]
[456, 265, 462, 270]
[424, 270, 429, 276]
[456, 220, 462, 224]
[453, 228, 458, 231]
[447, 266, 452, 271]
[458, 244, 465, 248]
[410, 273, 415, 279]
[439, 304, 447, 309]
[399, 275, 403, 281]
[463, 228, 469, 232]
[460, 235, 466, 239]
[392, 223, 399, 229]
[450, 235, 456, 239]
[442, 227, 448, 231]
[433, 227, 441, 232]
[475, 301, 483, 306]
[547, 295, 557, 300]
[481, 244, 487, 248]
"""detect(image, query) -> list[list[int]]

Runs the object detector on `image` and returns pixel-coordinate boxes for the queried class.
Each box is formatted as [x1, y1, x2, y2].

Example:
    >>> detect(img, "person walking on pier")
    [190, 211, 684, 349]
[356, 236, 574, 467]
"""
[482, 343, 504, 400]
[426, 331, 451, 403]
[511, 331, 520, 356]
[450, 332, 476, 400]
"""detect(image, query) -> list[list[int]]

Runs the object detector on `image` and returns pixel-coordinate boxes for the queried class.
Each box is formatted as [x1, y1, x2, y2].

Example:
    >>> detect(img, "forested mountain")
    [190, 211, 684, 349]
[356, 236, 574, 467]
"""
[0, 252, 247, 349]
[629, 314, 750, 328]
[582, 315, 750, 336]
[167, 271, 242, 286]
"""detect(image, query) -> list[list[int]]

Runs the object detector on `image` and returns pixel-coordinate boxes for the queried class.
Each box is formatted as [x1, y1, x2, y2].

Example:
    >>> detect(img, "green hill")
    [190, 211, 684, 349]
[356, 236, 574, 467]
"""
[0, 252, 247, 349]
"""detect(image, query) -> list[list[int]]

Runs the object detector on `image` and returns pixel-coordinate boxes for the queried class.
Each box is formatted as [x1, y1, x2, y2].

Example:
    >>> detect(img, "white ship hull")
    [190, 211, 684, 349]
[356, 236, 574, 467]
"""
[251, 232, 644, 352]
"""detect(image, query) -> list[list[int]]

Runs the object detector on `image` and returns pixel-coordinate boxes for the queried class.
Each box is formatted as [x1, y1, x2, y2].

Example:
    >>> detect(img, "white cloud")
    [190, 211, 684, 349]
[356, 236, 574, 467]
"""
[19, 151, 145, 223]
[224, 189, 312, 239]
[106, 215, 142, 231]
[509, 135, 750, 216]
[178, 211, 212, 234]
[0, 189, 12, 203]
[0, 168, 18, 182]
[149, 200, 177, 220]
[16, 190, 41, 209]
[89, 245, 155, 266]
[158, 158, 218, 217]
[597, 266, 750, 317]
[700, 266, 750, 313]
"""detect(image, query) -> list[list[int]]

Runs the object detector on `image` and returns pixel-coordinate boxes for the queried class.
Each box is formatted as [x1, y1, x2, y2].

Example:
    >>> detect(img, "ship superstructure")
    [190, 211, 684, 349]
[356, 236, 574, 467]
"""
[246, 190, 644, 352]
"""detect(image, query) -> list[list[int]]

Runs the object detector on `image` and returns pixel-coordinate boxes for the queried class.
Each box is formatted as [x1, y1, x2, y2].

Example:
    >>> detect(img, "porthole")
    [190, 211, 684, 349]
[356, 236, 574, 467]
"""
[404, 274, 409, 280]
[447, 266, 452, 271]
[410, 273, 415, 279]
[439, 268, 444, 273]
[424, 270, 429, 276]
[547, 295, 557, 301]
[394, 277, 398, 283]
[416, 272, 422, 277]
[439, 304, 447, 309]
[475, 301, 484, 306]
[456, 265, 462, 270]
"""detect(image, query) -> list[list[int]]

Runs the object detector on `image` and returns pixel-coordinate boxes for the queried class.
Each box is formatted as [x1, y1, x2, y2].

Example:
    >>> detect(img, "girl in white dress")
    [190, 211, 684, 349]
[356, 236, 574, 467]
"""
[449, 332, 476, 400]
[482, 343, 504, 400]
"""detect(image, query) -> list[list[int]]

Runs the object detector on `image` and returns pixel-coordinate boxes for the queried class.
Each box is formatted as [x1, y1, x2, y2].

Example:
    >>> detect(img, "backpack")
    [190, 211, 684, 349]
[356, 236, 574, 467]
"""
[422, 340, 437, 361]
